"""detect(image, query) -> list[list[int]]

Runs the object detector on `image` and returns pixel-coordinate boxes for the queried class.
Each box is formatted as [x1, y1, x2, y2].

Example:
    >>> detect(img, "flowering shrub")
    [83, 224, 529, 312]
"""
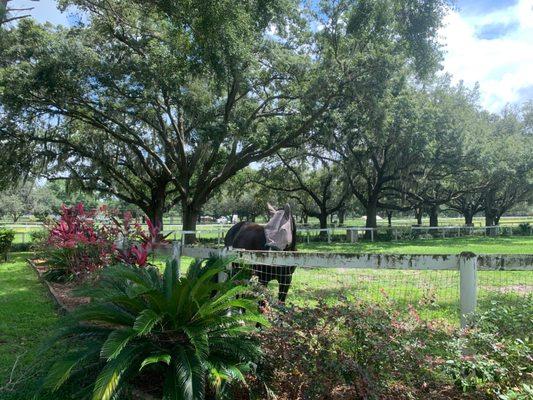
[43, 203, 167, 281]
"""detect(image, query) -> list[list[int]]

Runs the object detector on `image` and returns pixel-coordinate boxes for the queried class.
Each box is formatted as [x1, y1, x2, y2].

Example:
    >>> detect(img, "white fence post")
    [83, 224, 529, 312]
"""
[171, 241, 182, 277]
[327, 229, 331, 243]
[459, 255, 478, 328]
[370, 228, 374, 242]
[218, 247, 230, 283]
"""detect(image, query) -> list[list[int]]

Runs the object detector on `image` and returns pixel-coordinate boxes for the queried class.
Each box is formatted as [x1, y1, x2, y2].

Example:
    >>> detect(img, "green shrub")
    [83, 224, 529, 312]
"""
[441, 301, 533, 396]
[0, 228, 15, 261]
[253, 301, 450, 399]
[9, 242, 31, 252]
[254, 300, 531, 399]
[517, 223, 530, 236]
[30, 229, 48, 251]
[38, 257, 267, 400]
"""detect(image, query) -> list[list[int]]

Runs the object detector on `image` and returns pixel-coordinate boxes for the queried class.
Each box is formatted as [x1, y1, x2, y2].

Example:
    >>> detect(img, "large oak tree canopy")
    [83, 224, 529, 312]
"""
[1, 0, 324, 231]
[1, 0, 450, 235]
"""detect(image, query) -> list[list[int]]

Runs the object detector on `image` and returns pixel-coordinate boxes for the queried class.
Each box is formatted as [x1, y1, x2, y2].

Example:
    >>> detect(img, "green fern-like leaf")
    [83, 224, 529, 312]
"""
[101, 329, 136, 360]
[133, 308, 161, 335]
[139, 354, 171, 371]
[92, 346, 140, 400]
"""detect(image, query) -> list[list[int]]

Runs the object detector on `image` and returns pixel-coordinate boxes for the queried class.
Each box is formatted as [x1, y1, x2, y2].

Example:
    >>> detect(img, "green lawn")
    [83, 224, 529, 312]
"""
[0, 253, 58, 399]
[298, 236, 533, 254]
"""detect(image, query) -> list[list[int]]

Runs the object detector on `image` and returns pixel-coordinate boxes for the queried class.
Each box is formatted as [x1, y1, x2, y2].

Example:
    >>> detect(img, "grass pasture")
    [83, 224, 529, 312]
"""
[150, 236, 533, 325]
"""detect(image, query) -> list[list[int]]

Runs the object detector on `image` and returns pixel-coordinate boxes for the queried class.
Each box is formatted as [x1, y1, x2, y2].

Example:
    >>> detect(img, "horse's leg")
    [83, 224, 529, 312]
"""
[253, 265, 269, 287]
[277, 266, 295, 303]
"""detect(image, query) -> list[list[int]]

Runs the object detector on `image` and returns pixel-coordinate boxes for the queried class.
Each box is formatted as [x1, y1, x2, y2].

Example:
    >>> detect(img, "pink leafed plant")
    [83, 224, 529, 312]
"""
[44, 203, 168, 280]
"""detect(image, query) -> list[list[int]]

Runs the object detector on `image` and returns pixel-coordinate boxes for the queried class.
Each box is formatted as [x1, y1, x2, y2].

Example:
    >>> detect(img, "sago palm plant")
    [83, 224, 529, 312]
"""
[38, 257, 268, 400]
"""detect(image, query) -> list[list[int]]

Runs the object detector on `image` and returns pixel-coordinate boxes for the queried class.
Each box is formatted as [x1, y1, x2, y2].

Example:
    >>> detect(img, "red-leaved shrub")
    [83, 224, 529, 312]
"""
[44, 203, 167, 280]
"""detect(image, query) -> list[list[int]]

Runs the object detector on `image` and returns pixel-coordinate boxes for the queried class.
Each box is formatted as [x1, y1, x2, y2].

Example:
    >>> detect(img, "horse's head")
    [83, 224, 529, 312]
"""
[264, 203, 294, 250]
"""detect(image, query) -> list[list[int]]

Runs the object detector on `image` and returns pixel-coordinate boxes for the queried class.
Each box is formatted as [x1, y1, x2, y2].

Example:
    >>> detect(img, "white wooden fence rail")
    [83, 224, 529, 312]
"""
[166, 244, 533, 328]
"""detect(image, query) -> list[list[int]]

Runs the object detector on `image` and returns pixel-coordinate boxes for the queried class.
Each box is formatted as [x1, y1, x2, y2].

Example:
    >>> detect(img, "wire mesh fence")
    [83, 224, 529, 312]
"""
[477, 269, 533, 312]
[171, 246, 533, 326]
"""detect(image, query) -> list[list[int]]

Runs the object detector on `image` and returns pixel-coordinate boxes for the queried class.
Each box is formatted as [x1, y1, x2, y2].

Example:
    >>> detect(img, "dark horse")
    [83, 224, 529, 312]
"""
[224, 204, 296, 302]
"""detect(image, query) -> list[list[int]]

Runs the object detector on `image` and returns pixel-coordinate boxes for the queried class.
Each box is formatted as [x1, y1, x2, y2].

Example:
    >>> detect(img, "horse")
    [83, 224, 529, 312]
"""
[224, 204, 297, 302]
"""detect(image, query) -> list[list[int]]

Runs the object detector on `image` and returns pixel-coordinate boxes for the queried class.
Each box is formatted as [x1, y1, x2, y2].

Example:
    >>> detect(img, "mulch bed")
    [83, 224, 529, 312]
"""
[28, 259, 90, 313]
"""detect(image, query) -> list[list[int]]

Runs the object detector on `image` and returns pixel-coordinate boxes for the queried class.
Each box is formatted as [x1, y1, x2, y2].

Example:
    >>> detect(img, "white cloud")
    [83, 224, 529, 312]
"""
[439, 0, 533, 111]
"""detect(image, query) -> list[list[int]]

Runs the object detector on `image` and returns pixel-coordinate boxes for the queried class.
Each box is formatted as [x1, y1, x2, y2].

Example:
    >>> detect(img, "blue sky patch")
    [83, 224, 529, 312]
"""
[517, 85, 533, 103]
[455, 0, 518, 15]
[475, 20, 520, 39]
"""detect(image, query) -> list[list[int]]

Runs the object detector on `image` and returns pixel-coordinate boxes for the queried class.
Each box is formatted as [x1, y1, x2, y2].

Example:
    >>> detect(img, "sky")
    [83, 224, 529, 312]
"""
[8, 0, 533, 112]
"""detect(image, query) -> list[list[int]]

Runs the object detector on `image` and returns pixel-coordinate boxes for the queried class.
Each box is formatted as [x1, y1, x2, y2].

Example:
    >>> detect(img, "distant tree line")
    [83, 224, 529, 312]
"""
[0, 0, 531, 241]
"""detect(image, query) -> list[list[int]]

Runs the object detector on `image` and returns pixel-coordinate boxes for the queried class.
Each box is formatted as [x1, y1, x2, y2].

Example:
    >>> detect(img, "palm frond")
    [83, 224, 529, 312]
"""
[133, 308, 161, 335]
[139, 353, 171, 371]
[100, 329, 136, 360]
[91, 346, 141, 400]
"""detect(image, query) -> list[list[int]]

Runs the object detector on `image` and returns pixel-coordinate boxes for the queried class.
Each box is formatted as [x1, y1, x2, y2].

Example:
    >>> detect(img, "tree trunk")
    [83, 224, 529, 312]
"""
[144, 186, 167, 231]
[386, 210, 393, 227]
[338, 209, 345, 225]
[429, 206, 439, 227]
[484, 190, 496, 231]
[414, 207, 423, 226]
[365, 201, 378, 239]
[145, 204, 164, 231]
[318, 212, 328, 240]
[182, 203, 199, 244]
[464, 211, 474, 226]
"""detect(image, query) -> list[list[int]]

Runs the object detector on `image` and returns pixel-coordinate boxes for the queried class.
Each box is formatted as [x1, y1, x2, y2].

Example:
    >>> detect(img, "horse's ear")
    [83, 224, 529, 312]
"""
[267, 203, 277, 216]
[283, 203, 291, 216]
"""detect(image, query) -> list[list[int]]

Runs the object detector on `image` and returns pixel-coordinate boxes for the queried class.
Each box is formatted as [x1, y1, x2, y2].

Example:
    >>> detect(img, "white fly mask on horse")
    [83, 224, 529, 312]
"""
[264, 203, 293, 250]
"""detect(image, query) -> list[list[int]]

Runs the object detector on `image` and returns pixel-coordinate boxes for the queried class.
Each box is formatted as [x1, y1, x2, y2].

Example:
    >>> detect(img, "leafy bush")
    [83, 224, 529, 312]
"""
[9, 242, 31, 252]
[29, 229, 48, 251]
[441, 301, 533, 396]
[253, 301, 455, 399]
[517, 223, 530, 236]
[252, 300, 531, 400]
[39, 257, 267, 400]
[0, 228, 15, 261]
